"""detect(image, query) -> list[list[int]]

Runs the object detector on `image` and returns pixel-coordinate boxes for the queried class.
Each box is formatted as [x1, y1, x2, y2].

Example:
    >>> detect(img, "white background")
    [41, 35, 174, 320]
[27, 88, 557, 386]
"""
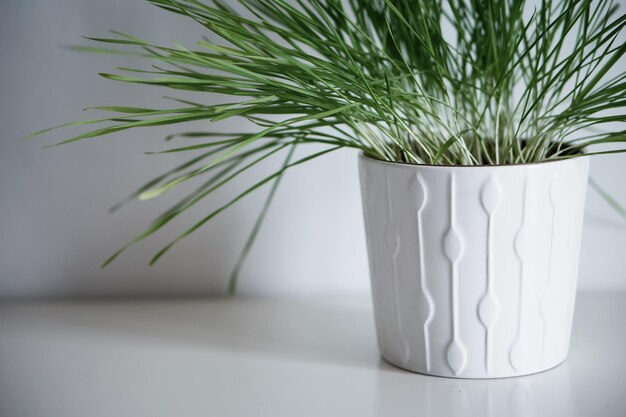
[1, 0, 625, 299]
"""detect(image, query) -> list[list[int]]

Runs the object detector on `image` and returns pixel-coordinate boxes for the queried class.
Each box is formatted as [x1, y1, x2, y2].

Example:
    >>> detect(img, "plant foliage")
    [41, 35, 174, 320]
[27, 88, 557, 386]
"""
[34, 0, 626, 292]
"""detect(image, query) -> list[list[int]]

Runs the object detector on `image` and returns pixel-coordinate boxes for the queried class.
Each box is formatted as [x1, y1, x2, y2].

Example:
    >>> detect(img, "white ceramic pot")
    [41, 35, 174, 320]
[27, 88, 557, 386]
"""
[358, 153, 589, 378]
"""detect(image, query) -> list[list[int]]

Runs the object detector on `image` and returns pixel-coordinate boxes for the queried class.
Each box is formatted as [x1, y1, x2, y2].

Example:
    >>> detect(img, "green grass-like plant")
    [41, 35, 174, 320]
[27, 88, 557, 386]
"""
[35, 0, 626, 293]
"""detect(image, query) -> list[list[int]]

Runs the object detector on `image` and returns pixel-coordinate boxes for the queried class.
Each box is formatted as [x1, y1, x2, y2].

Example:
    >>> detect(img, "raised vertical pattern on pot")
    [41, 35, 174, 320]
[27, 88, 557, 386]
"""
[444, 174, 467, 375]
[540, 172, 558, 365]
[510, 175, 529, 372]
[411, 174, 435, 371]
[364, 164, 376, 207]
[478, 174, 502, 375]
[362, 163, 385, 350]
[386, 169, 410, 367]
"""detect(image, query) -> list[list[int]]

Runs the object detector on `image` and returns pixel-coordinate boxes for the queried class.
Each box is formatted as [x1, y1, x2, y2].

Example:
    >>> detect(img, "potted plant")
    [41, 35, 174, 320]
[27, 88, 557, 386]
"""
[33, 0, 626, 378]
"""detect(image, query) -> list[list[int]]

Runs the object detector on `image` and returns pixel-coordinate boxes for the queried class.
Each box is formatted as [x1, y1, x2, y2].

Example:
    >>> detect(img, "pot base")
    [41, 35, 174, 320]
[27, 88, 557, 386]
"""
[379, 351, 569, 379]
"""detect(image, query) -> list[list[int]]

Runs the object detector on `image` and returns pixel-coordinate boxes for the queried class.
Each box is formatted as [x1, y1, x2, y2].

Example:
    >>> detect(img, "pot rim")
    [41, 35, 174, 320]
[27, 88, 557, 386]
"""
[359, 151, 589, 169]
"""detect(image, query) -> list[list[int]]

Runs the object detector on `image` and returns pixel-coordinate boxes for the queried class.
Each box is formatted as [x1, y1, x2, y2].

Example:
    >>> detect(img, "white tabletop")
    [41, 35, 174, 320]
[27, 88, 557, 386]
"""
[1, 293, 624, 417]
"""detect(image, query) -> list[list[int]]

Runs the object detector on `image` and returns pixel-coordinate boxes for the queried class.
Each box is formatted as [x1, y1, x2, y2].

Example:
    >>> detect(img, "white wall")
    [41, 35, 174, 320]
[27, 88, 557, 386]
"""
[1, 0, 625, 299]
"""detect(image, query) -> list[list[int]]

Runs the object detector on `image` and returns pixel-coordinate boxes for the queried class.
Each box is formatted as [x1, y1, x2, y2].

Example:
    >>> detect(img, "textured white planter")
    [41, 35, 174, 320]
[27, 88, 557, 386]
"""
[359, 153, 589, 378]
